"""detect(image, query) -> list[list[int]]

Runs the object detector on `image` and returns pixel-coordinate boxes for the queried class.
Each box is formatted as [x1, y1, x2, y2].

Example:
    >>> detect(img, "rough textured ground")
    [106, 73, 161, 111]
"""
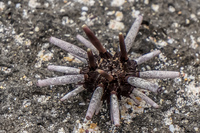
[0, 0, 200, 132]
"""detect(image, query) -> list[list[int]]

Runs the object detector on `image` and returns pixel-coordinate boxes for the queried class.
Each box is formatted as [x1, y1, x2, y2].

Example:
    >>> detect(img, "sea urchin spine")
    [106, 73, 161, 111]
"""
[47, 65, 80, 74]
[60, 85, 85, 101]
[110, 93, 120, 127]
[37, 15, 180, 126]
[85, 85, 104, 120]
[37, 74, 85, 87]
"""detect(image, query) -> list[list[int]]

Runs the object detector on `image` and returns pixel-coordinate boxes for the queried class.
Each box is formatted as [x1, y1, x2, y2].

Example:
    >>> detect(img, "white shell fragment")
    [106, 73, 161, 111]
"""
[37, 74, 85, 87]
[110, 93, 120, 126]
[60, 85, 85, 101]
[76, 34, 99, 55]
[127, 76, 160, 93]
[48, 65, 80, 74]
[139, 71, 180, 79]
[125, 15, 143, 53]
[85, 86, 103, 120]
[49, 36, 88, 59]
[132, 89, 159, 108]
[135, 50, 161, 65]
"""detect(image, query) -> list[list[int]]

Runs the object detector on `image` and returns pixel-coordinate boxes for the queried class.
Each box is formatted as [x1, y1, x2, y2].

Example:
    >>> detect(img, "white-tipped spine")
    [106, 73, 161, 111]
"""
[135, 50, 161, 65]
[110, 94, 120, 126]
[37, 74, 85, 87]
[139, 71, 180, 79]
[60, 85, 85, 101]
[132, 89, 159, 108]
[48, 65, 80, 74]
[125, 15, 143, 52]
[85, 86, 103, 120]
[127, 76, 160, 93]
[49, 36, 88, 59]
[76, 34, 99, 55]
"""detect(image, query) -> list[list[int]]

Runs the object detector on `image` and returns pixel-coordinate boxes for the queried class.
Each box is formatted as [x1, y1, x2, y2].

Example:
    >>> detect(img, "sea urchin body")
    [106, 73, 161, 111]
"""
[37, 15, 180, 126]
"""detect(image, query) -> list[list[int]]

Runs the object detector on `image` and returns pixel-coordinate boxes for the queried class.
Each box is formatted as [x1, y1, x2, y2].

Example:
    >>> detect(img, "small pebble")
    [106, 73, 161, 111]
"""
[76, 0, 95, 6]
[168, 5, 175, 12]
[108, 20, 125, 30]
[144, 0, 149, 4]
[151, 4, 159, 12]
[58, 128, 65, 133]
[194, 127, 199, 132]
[82, 6, 88, 11]
[0, 2, 5, 12]
[169, 125, 175, 133]
[34, 26, 39, 32]
[190, 14, 198, 21]
[111, 0, 125, 7]
[28, 0, 41, 8]
[115, 11, 123, 21]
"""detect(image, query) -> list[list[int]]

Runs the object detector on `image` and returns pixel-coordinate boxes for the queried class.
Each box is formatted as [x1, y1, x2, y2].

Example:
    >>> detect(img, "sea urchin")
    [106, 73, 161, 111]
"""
[37, 15, 180, 126]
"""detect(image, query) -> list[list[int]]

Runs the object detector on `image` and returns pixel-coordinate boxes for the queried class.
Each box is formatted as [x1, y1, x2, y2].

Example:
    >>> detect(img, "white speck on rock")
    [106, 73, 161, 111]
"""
[47, 124, 55, 132]
[131, 8, 141, 18]
[107, 11, 115, 15]
[73, 120, 101, 133]
[62, 16, 74, 25]
[44, 2, 49, 8]
[167, 38, 174, 44]
[21, 131, 28, 133]
[14, 34, 32, 46]
[108, 20, 125, 30]
[172, 22, 179, 28]
[28, 0, 41, 8]
[0, 2, 5, 12]
[190, 14, 198, 21]
[16, 3, 21, 8]
[194, 127, 199, 132]
[190, 35, 198, 49]
[23, 10, 29, 19]
[34, 26, 39, 32]
[115, 11, 123, 21]
[185, 81, 200, 106]
[36, 95, 51, 104]
[23, 99, 31, 108]
[168, 5, 175, 12]
[128, 0, 134, 2]
[0, 25, 4, 33]
[151, 4, 159, 12]
[58, 127, 65, 133]
[176, 97, 186, 108]
[79, 102, 86, 105]
[111, 0, 125, 7]
[185, 19, 190, 24]
[144, 0, 149, 4]
[75, 0, 95, 6]
[169, 125, 175, 133]
[164, 115, 173, 125]
[82, 6, 88, 11]
[197, 37, 200, 43]
[35, 49, 53, 68]
[158, 40, 168, 47]
[149, 37, 168, 48]
[35, 43, 53, 68]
